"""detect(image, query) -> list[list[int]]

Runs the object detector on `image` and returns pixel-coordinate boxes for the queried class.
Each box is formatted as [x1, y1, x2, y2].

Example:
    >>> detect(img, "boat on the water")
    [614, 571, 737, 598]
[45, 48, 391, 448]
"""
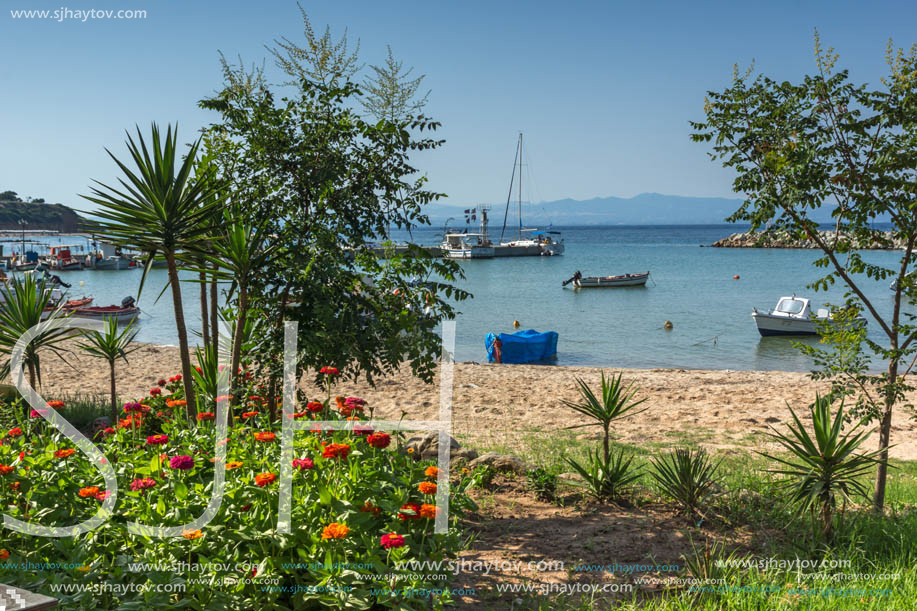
[73, 296, 141, 323]
[485, 329, 558, 364]
[47, 246, 84, 271]
[752, 295, 867, 337]
[441, 207, 496, 259]
[495, 133, 564, 257]
[562, 270, 650, 288]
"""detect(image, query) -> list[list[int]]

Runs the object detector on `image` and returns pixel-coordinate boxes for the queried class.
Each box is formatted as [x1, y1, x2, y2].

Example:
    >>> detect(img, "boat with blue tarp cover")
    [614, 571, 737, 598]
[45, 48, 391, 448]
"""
[485, 329, 558, 364]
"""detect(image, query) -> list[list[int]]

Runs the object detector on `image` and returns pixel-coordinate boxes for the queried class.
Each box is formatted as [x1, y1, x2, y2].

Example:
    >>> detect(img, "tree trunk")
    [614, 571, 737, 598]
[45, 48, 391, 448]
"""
[873, 359, 898, 511]
[230, 284, 248, 408]
[210, 262, 219, 357]
[822, 501, 833, 543]
[109, 360, 117, 425]
[166, 251, 195, 415]
[199, 265, 209, 349]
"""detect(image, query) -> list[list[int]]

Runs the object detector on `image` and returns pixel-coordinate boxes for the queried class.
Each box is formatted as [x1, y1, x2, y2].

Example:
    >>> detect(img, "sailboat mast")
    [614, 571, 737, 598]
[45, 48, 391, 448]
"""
[518, 133, 523, 239]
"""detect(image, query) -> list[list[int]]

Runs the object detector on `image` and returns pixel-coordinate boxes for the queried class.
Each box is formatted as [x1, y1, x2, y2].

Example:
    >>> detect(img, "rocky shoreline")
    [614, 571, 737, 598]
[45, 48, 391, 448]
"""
[711, 229, 905, 249]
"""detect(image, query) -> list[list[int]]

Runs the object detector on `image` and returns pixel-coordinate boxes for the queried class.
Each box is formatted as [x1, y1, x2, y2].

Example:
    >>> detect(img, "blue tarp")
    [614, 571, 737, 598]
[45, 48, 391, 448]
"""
[485, 329, 558, 364]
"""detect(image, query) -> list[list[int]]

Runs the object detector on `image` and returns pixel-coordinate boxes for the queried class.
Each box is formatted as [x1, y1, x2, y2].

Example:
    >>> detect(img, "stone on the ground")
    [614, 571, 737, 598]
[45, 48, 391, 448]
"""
[468, 452, 529, 474]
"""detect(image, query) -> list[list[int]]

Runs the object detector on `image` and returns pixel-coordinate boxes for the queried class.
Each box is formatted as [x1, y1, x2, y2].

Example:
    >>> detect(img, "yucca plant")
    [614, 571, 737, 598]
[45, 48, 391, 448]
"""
[81, 123, 225, 413]
[762, 394, 882, 543]
[565, 447, 641, 502]
[78, 317, 139, 424]
[681, 537, 739, 600]
[0, 274, 71, 406]
[564, 372, 648, 465]
[650, 448, 722, 516]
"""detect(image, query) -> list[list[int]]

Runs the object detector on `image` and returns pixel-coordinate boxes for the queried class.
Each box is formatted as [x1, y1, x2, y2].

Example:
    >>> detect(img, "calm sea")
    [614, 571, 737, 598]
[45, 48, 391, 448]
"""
[5, 226, 905, 372]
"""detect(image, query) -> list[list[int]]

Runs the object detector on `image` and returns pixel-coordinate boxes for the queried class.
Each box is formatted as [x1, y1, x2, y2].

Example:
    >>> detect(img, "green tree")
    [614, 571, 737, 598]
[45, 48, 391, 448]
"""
[78, 317, 139, 424]
[691, 34, 917, 510]
[81, 124, 224, 414]
[0, 275, 71, 404]
[200, 54, 469, 411]
[363, 46, 430, 123]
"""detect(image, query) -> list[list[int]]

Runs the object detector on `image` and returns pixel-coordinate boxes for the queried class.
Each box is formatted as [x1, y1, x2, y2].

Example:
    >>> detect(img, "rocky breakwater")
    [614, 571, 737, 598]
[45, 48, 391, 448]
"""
[711, 229, 906, 249]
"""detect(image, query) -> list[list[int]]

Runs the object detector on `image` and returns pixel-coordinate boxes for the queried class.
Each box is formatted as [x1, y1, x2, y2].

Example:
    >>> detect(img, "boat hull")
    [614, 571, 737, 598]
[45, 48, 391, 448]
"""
[752, 312, 866, 336]
[575, 272, 649, 288]
[446, 246, 494, 259]
[493, 243, 542, 257]
[72, 306, 141, 323]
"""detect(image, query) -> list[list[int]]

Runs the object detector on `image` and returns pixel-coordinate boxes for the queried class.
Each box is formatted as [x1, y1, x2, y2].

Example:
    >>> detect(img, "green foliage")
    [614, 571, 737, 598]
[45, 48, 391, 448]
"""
[0, 373, 471, 609]
[0, 274, 72, 396]
[563, 372, 648, 466]
[565, 447, 641, 502]
[78, 317, 139, 424]
[526, 466, 559, 503]
[650, 448, 722, 516]
[691, 34, 917, 509]
[762, 394, 882, 543]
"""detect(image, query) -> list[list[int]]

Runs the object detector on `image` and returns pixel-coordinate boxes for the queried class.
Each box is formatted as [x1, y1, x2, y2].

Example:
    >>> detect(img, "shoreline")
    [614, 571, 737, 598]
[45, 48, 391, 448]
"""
[33, 340, 917, 461]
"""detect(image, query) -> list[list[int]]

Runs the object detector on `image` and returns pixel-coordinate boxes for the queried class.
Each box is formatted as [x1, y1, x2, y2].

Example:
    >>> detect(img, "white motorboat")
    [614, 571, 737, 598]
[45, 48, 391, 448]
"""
[752, 295, 866, 336]
[441, 233, 495, 259]
[563, 270, 650, 288]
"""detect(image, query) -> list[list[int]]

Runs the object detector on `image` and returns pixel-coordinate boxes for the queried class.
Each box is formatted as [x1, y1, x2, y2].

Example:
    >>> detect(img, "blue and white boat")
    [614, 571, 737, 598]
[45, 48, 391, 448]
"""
[752, 296, 866, 337]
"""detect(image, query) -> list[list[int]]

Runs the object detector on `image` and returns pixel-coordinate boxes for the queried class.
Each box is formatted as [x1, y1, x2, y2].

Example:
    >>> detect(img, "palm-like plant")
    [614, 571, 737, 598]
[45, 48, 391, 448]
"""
[563, 372, 649, 464]
[81, 124, 224, 413]
[650, 448, 722, 516]
[0, 275, 71, 412]
[78, 317, 139, 424]
[762, 394, 882, 543]
[565, 446, 641, 501]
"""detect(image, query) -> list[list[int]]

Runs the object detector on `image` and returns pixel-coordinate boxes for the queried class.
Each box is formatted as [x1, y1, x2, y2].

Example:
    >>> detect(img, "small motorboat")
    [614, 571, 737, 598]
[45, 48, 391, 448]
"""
[73, 296, 140, 323]
[563, 270, 650, 288]
[752, 295, 866, 337]
[485, 329, 558, 364]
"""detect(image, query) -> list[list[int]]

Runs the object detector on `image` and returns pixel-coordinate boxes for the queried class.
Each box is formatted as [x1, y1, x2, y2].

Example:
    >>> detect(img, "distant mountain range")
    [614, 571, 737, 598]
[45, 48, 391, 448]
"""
[426, 193, 838, 226]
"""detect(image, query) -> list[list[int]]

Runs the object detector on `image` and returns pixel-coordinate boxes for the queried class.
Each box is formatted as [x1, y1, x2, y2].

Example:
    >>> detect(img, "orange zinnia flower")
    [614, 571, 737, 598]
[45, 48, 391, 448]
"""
[424, 466, 439, 478]
[255, 472, 277, 487]
[360, 501, 381, 515]
[0, 465, 13, 475]
[54, 449, 76, 458]
[226, 461, 243, 470]
[321, 443, 350, 459]
[321, 522, 349, 540]
[166, 399, 187, 408]
[78, 486, 100, 498]
[254, 432, 276, 443]
[418, 481, 437, 495]
[182, 529, 203, 540]
[0, 549, 9, 560]
[419, 504, 438, 519]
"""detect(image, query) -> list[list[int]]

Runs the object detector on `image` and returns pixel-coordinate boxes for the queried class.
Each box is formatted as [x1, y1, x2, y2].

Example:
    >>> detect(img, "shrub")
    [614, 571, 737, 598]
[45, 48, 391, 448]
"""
[650, 448, 721, 516]
[526, 466, 559, 502]
[565, 447, 640, 502]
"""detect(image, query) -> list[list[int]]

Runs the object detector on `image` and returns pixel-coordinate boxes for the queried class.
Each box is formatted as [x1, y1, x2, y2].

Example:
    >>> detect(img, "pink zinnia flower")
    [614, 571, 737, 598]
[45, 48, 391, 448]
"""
[292, 458, 314, 470]
[130, 477, 157, 491]
[146, 434, 168, 445]
[169, 455, 194, 470]
[381, 533, 405, 549]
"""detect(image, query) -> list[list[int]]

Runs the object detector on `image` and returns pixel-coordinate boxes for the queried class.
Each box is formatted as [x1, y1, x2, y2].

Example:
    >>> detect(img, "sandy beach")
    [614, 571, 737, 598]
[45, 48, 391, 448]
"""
[34, 340, 917, 460]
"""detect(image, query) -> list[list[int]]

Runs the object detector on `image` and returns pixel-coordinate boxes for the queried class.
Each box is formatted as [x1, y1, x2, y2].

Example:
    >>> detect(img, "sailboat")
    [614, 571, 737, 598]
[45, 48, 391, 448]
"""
[494, 133, 564, 257]
[441, 207, 495, 259]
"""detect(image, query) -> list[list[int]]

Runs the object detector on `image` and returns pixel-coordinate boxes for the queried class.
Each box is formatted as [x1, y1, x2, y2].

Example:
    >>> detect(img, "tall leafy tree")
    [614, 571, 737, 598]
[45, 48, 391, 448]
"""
[200, 53, 469, 412]
[691, 34, 917, 509]
[81, 124, 224, 413]
[362, 46, 430, 123]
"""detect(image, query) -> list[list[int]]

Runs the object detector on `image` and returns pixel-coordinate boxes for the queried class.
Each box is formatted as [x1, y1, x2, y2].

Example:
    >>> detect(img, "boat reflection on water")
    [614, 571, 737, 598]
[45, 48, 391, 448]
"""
[752, 335, 823, 372]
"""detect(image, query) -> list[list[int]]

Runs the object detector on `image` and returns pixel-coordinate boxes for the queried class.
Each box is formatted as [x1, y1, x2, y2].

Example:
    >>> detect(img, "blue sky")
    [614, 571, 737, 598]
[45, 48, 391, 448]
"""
[2, 0, 915, 213]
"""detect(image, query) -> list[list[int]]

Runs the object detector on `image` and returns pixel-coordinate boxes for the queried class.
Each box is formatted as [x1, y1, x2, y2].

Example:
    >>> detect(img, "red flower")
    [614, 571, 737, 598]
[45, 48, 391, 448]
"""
[240, 503, 252, 512]
[54, 448, 76, 458]
[130, 477, 157, 491]
[321, 443, 350, 459]
[306, 401, 323, 413]
[319, 366, 339, 376]
[196, 412, 215, 422]
[157, 379, 167, 387]
[255, 472, 277, 487]
[149, 388, 162, 396]
[292, 412, 309, 419]
[146, 434, 168, 445]
[254, 432, 276, 443]
[79, 486, 100, 498]
[0, 465, 14, 475]
[381, 533, 405, 549]
[398, 502, 422, 521]
[7, 428, 23, 438]
[101, 427, 116, 436]
[46, 400, 65, 409]
[242, 411, 259, 419]
[95, 491, 110, 501]
[366, 432, 391, 449]
[292, 457, 314, 470]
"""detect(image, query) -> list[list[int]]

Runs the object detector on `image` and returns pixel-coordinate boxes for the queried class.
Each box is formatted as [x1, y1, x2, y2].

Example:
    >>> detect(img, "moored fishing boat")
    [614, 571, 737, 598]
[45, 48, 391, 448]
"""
[562, 270, 650, 288]
[72, 297, 141, 323]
